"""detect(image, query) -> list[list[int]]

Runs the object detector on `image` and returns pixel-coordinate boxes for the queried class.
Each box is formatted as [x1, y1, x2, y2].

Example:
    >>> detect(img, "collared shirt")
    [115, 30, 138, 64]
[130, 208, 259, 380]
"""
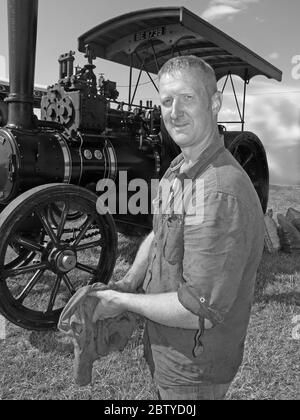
[143, 139, 265, 387]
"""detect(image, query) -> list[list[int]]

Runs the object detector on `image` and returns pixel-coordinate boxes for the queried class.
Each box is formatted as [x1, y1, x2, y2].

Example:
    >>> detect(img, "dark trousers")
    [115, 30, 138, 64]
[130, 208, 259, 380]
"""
[143, 324, 230, 400]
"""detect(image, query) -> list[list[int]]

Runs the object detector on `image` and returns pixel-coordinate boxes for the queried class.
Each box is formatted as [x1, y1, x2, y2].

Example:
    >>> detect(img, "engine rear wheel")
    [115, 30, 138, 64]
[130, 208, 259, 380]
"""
[226, 131, 269, 214]
[0, 184, 117, 330]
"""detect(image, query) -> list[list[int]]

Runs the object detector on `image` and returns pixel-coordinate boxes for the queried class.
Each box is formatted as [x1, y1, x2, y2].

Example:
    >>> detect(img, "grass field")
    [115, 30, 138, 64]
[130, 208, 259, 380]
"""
[0, 185, 299, 400]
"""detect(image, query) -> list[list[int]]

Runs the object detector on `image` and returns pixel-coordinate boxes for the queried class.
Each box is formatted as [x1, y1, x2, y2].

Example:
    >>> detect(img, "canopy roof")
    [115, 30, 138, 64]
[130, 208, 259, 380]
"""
[78, 7, 282, 82]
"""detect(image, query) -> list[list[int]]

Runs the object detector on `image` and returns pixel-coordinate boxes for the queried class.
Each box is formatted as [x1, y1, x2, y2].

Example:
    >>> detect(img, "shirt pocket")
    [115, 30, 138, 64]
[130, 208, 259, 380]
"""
[163, 218, 184, 265]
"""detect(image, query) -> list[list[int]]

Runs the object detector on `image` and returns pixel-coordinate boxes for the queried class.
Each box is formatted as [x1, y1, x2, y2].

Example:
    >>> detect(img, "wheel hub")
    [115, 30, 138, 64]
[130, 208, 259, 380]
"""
[48, 247, 77, 273]
[57, 250, 77, 272]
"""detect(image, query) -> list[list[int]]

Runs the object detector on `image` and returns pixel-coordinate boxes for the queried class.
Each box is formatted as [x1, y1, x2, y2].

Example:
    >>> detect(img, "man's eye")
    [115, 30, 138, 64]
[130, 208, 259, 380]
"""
[162, 99, 172, 107]
[184, 95, 193, 101]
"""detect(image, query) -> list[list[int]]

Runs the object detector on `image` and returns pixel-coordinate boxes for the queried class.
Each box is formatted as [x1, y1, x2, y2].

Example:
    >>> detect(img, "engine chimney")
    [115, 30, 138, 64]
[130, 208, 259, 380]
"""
[5, 0, 38, 129]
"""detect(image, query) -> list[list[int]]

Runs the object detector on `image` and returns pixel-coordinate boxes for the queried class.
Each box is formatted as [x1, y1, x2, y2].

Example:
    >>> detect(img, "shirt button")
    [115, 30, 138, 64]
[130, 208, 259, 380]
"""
[200, 297, 206, 303]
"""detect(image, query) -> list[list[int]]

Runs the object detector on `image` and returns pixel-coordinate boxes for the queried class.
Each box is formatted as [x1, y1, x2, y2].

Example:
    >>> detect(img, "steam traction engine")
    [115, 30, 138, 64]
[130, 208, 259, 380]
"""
[0, 1, 282, 330]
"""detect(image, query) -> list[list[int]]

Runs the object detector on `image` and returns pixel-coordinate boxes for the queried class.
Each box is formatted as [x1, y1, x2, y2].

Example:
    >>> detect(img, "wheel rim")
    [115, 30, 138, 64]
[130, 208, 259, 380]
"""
[228, 134, 269, 213]
[0, 185, 117, 330]
[5, 214, 44, 270]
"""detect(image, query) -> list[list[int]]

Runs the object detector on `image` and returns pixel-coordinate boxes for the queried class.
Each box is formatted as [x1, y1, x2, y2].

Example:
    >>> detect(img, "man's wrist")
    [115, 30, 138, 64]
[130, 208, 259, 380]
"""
[116, 291, 133, 312]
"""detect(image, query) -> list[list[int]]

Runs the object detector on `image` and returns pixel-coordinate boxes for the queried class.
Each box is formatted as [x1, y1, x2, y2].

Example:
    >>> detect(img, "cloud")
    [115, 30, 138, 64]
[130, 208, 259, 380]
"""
[246, 94, 300, 149]
[211, 0, 258, 5]
[202, 5, 241, 21]
[219, 88, 300, 185]
[269, 52, 279, 60]
[202, 0, 259, 22]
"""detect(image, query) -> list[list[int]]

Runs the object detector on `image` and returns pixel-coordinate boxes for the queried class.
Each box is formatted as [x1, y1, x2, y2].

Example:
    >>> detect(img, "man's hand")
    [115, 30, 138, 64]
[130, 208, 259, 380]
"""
[108, 231, 154, 293]
[90, 289, 126, 322]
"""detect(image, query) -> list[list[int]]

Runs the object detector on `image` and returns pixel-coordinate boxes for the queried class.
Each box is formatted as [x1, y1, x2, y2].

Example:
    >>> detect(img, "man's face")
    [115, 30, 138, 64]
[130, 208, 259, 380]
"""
[159, 69, 218, 149]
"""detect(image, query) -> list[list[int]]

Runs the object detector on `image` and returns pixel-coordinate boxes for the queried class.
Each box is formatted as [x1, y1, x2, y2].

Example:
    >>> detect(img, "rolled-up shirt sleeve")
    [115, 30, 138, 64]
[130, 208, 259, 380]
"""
[177, 191, 253, 326]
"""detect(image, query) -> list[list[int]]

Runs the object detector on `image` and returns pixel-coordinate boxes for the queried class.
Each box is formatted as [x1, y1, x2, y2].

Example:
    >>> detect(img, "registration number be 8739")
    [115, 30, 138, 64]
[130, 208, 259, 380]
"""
[134, 26, 166, 42]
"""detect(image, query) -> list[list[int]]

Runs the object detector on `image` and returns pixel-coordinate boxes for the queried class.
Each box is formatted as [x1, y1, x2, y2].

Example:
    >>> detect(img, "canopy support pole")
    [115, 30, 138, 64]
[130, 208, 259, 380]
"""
[229, 73, 243, 123]
[128, 54, 133, 110]
[150, 41, 160, 73]
[218, 70, 250, 130]
[135, 52, 158, 93]
[241, 70, 249, 132]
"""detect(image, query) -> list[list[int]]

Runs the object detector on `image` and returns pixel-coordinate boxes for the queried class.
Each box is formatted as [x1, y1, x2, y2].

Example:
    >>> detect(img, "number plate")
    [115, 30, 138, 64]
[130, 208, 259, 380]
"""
[134, 26, 166, 42]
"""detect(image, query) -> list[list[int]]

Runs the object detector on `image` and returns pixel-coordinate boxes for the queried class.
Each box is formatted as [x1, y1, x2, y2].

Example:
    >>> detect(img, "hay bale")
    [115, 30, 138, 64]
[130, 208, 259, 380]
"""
[286, 207, 300, 232]
[264, 209, 281, 253]
[277, 213, 300, 254]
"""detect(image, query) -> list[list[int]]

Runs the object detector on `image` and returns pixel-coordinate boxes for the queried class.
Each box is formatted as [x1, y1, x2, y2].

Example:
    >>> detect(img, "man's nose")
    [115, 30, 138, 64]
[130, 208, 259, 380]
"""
[170, 98, 184, 120]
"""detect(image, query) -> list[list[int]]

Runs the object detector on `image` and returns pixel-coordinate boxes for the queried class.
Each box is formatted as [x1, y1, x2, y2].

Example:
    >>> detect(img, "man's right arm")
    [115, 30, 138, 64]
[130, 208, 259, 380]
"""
[110, 231, 155, 292]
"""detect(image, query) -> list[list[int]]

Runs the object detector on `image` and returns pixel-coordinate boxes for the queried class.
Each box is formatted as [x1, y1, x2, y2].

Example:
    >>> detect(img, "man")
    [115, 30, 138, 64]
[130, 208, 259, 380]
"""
[91, 56, 265, 400]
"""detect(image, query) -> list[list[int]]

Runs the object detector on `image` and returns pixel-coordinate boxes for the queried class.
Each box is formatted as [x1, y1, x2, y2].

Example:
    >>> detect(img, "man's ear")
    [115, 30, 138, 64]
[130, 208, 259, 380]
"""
[211, 91, 223, 116]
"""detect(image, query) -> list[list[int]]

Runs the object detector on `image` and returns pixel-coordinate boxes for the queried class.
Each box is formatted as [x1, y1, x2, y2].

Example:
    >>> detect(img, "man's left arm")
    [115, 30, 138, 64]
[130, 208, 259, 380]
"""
[177, 191, 255, 327]
[91, 289, 202, 329]
[92, 192, 255, 328]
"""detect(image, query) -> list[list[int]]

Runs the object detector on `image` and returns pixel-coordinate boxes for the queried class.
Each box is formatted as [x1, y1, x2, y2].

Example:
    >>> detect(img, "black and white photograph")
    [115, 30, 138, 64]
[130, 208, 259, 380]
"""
[0, 0, 299, 402]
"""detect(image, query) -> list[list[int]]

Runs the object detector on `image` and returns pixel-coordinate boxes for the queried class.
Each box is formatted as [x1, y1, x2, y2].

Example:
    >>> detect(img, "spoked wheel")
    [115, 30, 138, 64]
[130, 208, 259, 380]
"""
[6, 214, 45, 270]
[0, 204, 39, 269]
[0, 184, 117, 331]
[226, 131, 269, 214]
[48, 203, 84, 226]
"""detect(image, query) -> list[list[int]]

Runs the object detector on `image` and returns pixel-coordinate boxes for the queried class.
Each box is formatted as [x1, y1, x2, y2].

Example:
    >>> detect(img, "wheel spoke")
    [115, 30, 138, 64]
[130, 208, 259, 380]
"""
[62, 274, 76, 296]
[16, 268, 46, 303]
[12, 234, 44, 253]
[233, 145, 240, 157]
[76, 239, 104, 251]
[46, 275, 62, 313]
[3, 262, 48, 279]
[35, 209, 58, 245]
[76, 262, 97, 275]
[57, 202, 70, 240]
[242, 152, 254, 169]
[73, 216, 94, 247]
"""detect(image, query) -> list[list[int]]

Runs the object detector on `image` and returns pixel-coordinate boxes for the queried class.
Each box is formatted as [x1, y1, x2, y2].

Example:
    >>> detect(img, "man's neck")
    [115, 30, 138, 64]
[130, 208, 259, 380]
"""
[180, 130, 221, 165]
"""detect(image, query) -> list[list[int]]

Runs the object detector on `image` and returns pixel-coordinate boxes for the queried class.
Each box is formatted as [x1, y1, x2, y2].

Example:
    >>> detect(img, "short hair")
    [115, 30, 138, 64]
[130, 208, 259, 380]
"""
[158, 55, 217, 97]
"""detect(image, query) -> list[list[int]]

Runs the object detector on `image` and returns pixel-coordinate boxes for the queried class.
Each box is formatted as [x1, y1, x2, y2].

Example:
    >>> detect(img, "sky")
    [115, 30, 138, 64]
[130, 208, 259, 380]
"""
[0, 0, 300, 186]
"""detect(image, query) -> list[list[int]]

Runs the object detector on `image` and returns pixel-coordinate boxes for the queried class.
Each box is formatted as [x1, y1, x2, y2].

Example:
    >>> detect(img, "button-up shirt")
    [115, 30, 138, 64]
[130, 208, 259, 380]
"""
[143, 139, 265, 387]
